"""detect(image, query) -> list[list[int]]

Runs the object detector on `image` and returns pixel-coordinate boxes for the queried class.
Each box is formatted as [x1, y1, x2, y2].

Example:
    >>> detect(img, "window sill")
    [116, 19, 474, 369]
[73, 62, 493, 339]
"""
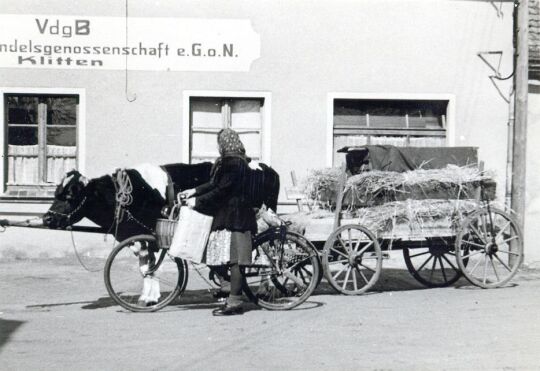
[4, 184, 56, 199]
[0, 195, 53, 203]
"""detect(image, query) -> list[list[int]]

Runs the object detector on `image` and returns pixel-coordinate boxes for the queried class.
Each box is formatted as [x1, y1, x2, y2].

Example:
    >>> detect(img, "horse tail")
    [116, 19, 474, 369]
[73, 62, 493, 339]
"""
[260, 163, 280, 212]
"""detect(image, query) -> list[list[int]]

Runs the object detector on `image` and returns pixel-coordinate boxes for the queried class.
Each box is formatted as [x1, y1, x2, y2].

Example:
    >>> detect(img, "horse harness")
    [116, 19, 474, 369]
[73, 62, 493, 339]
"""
[111, 169, 155, 234]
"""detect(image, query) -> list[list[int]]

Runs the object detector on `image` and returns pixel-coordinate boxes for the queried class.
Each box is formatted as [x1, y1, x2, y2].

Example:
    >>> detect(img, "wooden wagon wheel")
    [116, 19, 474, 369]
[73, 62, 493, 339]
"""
[455, 207, 523, 288]
[322, 224, 382, 295]
[403, 239, 465, 288]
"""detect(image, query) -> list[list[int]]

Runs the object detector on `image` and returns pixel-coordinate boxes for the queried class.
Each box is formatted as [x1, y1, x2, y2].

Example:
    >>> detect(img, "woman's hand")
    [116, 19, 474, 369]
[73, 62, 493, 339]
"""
[180, 188, 196, 198]
[186, 197, 196, 208]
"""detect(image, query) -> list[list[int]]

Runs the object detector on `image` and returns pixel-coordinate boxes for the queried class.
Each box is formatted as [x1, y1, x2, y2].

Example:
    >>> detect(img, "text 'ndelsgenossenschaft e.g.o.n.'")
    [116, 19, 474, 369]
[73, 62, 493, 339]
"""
[0, 39, 238, 67]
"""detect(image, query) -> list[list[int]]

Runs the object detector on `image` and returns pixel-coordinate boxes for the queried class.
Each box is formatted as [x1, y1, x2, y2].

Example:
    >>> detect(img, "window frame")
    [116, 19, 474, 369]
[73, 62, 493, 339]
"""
[326, 92, 456, 167]
[182, 90, 272, 164]
[0, 87, 86, 197]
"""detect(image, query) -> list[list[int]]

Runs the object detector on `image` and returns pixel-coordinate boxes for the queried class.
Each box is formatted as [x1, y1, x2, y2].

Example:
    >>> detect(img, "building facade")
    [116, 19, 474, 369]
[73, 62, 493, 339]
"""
[2, 0, 537, 262]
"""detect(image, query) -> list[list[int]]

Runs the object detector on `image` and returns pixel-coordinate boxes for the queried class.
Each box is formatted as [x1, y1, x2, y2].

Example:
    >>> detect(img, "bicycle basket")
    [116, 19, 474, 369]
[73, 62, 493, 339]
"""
[155, 218, 177, 249]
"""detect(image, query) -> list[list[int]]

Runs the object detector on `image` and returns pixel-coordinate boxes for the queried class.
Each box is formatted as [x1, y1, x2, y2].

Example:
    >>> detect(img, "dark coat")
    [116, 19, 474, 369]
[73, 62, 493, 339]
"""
[194, 156, 257, 234]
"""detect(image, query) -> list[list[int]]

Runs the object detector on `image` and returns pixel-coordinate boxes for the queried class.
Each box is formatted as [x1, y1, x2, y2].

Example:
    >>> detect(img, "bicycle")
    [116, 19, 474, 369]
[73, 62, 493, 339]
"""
[104, 206, 321, 312]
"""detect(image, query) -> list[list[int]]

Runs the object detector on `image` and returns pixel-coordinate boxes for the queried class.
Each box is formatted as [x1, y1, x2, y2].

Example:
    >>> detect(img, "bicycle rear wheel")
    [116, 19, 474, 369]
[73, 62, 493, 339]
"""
[243, 229, 320, 310]
[104, 234, 188, 312]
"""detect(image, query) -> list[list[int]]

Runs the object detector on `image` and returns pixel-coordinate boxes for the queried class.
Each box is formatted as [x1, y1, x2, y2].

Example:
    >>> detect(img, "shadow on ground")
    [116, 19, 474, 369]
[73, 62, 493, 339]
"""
[25, 268, 512, 312]
[312, 268, 472, 296]
[0, 318, 25, 353]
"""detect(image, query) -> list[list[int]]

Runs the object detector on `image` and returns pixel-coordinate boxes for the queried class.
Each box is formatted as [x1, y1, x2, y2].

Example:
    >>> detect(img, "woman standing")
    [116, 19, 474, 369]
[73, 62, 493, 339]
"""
[182, 129, 256, 316]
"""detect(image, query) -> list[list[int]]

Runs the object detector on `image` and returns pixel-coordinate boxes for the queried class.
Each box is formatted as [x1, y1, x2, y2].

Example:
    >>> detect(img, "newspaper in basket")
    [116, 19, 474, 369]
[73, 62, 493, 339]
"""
[168, 206, 213, 263]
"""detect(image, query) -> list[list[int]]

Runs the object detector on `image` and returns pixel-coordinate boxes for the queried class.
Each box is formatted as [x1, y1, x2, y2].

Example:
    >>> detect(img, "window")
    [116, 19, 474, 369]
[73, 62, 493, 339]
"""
[189, 97, 264, 163]
[4, 94, 79, 197]
[332, 99, 448, 165]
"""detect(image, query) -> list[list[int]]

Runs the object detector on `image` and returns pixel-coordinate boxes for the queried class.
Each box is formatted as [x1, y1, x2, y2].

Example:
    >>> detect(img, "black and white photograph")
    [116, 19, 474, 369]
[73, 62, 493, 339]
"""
[0, 0, 539, 369]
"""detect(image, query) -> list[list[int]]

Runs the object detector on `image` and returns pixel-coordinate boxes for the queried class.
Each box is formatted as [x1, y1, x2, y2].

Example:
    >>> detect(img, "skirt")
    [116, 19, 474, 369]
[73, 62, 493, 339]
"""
[205, 230, 252, 266]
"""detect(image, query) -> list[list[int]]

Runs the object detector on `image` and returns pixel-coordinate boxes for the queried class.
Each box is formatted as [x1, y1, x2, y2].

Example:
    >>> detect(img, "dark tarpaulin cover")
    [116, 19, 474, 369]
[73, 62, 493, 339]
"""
[338, 145, 479, 173]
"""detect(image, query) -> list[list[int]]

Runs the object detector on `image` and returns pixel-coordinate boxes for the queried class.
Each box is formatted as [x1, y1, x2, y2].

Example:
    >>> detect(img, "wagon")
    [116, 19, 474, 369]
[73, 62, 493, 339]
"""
[286, 146, 524, 295]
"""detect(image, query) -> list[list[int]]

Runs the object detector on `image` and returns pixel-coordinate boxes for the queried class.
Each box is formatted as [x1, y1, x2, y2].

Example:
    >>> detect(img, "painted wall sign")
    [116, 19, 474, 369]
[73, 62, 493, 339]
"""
[0, 14, 260, 71]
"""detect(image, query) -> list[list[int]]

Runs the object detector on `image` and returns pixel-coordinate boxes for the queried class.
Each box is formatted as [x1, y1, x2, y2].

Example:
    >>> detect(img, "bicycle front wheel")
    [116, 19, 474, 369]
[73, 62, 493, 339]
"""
[104, 234, 188, 312]
[243, 230, 321, 310]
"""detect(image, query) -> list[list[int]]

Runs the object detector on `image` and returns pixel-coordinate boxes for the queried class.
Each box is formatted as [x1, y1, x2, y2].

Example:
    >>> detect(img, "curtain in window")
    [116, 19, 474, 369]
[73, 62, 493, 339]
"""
[7, 144, 76, 185]
[7, 145, 39, 185]
[370, 136, 408, 146]
[46, 145, 77, 184]
[409, 137, 446, 147]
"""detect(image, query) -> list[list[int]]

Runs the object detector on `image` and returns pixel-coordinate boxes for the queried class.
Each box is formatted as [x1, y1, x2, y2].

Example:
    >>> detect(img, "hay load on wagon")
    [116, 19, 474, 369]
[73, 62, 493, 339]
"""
[304, 164, 495, 209]
[284, 145, 497, 238]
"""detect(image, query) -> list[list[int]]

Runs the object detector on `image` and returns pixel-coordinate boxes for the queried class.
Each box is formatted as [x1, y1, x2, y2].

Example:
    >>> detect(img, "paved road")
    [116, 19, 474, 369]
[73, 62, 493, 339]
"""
[1, 258, 540, 370]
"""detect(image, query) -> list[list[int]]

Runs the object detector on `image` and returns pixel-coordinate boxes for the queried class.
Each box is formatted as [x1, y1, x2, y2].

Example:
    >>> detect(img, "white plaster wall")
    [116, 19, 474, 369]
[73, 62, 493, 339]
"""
[525, 88, 540, 266]
[0, 0, 525, 258]
[0, 0, 514, 177]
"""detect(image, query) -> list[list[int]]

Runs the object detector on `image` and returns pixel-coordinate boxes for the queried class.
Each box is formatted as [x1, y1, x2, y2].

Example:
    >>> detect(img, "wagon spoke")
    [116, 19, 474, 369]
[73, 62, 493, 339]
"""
[490, 212, 500, 237]
[495, 221, 512, 240]
[468, 255, 484, 275]
[441, 254, 459, 272]
[356, 266, 369, 284]
[496, 249, 520, 257]
[330, 247, 348, 259]
[348, 229, 353, 250]
[461, 250, 483, 260]
[359, 263, 376, 273]
[417, 255, 434, 272]
[470, 224, 487, 244]
[480, 213, 490, 239]
[356, 241, 374, 255]
[332, 264, 348, 280]
[490, 256, 500, 282]
[409, 250, 430, 259]
[461, 239, 485, 249]
[439, 257, 448, 282]
[342, 267, 352, 290]
[493, 253, 512, 272]
[337, 236, 350, 253]
[352, 269, 358, 291]
[500, 236, 519, 245]
[482, 255, 489, 284]
[332, 259, 349, 264]
[354, 235, 362, 252]
[428, 256, 437, 281]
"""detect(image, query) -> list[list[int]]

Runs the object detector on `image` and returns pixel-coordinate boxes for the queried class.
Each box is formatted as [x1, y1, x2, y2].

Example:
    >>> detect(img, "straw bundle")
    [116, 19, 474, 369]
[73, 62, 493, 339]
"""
[303, 167, 342, 206]
[303, 165, 494, 208]
[353, 199, 480, 234]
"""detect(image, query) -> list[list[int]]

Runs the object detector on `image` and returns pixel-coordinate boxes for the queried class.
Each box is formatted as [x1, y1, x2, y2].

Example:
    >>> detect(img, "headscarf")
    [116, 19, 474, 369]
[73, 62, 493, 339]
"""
[217, 128, 246, 158]
[210, 128, 248, 179]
